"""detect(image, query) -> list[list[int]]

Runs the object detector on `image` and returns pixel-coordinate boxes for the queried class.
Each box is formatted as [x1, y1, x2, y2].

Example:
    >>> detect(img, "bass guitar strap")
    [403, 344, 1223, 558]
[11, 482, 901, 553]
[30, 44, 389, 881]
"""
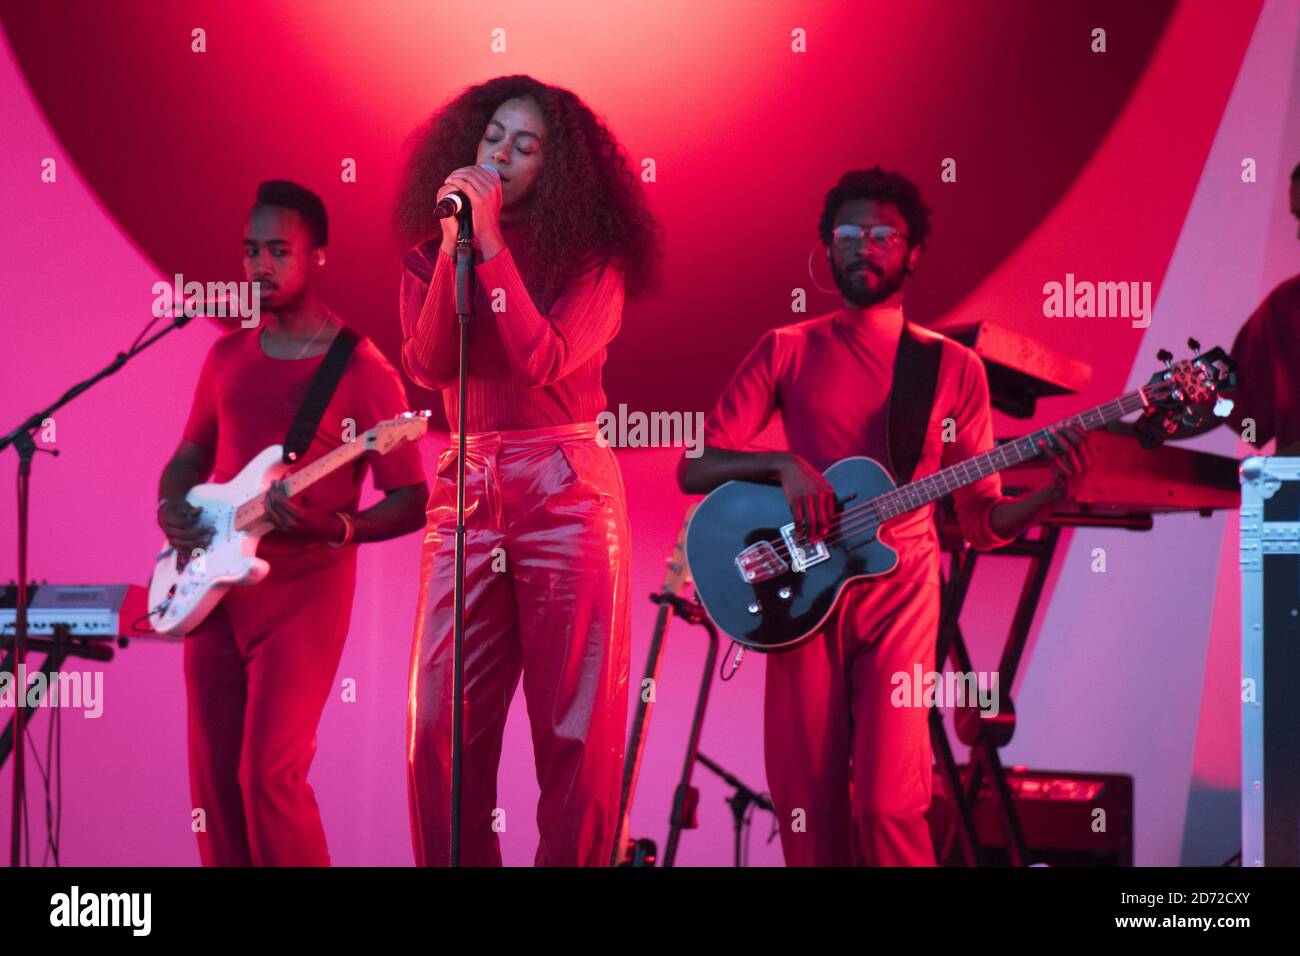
[883, 322, 944, 485]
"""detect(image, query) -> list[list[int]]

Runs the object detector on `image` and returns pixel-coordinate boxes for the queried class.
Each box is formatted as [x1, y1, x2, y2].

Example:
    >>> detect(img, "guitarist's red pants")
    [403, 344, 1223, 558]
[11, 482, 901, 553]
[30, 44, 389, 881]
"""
[764, 577, 940, 866]
[406, 422, 631, 866]
[183, 547, 357, 866]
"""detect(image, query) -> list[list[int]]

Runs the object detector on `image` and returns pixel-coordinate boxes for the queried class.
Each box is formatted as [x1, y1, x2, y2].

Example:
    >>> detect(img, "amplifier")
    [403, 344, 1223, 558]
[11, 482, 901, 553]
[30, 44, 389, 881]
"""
[1240, 456, 1300, 866]
[928, 766, 1134, 866]
[0, 584, 145, 640]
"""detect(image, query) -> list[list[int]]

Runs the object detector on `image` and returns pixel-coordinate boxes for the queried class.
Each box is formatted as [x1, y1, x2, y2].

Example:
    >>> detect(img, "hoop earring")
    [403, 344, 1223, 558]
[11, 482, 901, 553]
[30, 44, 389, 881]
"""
[806, 244, 839, 296]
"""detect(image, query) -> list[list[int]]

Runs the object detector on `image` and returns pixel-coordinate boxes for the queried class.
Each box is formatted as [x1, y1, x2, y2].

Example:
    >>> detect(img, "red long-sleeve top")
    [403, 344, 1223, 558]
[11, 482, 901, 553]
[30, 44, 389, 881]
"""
[398, 220, 626, 432]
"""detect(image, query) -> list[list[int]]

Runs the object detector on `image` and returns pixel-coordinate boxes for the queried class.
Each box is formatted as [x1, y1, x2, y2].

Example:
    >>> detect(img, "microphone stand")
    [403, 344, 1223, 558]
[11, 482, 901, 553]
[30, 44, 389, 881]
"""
[449, 208, 475, 867]
[0, 309, 196, 866]
[654, 593, 718, 867]
[693, 752, 775, 867]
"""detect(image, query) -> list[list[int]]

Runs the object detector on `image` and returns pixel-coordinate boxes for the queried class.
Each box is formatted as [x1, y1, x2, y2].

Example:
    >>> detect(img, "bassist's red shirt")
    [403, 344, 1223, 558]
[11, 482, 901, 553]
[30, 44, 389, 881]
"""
[701, 304, 1015, 586]
[182, 326, 426, 556]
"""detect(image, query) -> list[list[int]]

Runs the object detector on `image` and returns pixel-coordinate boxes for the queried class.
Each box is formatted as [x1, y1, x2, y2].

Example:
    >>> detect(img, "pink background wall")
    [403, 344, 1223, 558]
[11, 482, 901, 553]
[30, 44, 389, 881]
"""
[1, 0, 1297, 865]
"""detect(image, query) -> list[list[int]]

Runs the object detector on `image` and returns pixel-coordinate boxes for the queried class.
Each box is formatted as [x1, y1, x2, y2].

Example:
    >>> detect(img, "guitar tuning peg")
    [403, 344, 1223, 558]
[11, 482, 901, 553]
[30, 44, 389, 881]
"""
[1187, 337, 1201, 356]
[1156, 348, 1173, 367]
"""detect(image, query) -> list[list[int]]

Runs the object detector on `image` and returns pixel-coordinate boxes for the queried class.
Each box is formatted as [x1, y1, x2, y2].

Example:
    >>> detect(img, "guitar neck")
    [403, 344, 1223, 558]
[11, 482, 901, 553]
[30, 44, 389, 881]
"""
[235, 440, 367, 531]
[873, 387, 1150, 521]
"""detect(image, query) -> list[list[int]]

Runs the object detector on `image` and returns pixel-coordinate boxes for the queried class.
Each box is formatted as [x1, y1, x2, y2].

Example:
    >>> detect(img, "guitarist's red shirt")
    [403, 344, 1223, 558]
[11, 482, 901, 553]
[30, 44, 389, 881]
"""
[701, 304, 1016, 586]
[182, 326, 426, 556]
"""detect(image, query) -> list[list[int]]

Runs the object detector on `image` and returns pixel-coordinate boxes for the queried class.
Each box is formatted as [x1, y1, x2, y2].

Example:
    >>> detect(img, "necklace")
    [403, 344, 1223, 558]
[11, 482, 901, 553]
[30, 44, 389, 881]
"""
[264, 313, 331, 360]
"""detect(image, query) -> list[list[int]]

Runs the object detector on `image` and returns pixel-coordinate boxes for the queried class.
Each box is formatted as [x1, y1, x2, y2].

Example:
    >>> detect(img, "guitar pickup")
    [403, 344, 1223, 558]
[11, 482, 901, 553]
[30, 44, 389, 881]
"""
[780, 523, 830, 572]
[735, 541, 788, 583]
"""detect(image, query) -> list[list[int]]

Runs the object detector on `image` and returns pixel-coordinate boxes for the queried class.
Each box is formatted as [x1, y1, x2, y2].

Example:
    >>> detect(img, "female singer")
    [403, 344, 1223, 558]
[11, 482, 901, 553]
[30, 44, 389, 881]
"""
[394, 74, 662, 866]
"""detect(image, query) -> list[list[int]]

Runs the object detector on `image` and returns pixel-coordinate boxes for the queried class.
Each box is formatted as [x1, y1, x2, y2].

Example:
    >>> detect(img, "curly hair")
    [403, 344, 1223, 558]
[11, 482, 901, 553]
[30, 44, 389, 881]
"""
[393, 75, 663, 307]
[817, 167, 933, 250]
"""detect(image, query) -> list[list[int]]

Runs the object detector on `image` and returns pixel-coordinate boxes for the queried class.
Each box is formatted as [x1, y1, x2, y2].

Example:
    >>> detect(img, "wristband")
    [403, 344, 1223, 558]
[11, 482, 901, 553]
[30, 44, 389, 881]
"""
[329, 511, 355, 548]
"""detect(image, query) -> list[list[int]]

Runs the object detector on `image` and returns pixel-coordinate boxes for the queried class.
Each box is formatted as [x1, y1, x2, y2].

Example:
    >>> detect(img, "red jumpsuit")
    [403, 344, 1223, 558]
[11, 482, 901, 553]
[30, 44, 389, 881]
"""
[701, 304, 1015, 866]
[399, 221, 631, 866]
[181, 327, 425, 866]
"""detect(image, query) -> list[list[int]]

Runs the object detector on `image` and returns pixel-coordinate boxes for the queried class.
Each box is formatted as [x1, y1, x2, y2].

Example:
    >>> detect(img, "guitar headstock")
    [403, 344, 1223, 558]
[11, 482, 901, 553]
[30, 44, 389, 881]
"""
[363, 410, 432, 454]
[1135, 339, 1237, 447]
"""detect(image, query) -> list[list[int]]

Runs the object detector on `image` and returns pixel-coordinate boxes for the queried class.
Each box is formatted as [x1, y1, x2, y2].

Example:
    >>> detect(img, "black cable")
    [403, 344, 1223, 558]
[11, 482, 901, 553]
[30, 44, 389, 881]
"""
[43, 707, 55, 865]
[21, 722, 34, 865]
[720, 641, 745, 681]
[23, 719, 50, 865]
[19, 671, 64, 866]
[44, 693, 61, 865]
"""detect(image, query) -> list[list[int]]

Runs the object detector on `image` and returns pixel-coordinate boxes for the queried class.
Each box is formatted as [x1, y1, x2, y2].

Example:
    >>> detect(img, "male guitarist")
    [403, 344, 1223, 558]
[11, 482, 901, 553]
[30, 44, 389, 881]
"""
[678, 168, 1095, 866]
[157, 180, 428, 866]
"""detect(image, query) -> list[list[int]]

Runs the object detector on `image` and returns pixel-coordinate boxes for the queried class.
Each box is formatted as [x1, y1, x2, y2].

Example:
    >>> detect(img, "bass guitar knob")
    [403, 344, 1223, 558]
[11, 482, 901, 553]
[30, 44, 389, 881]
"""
[747, 602, 760, 615]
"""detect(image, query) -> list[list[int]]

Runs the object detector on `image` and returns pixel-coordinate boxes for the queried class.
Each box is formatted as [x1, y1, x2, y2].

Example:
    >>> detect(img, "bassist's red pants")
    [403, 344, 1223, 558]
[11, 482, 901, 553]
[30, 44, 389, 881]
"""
[406, 422, 631, 866]
[764, 577, 940, 866]
[183, 549, 357, 866]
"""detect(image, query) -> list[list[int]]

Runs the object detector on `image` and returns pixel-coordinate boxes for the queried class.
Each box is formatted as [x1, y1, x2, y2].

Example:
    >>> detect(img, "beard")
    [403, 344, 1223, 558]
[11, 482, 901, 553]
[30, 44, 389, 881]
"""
[830, 255, 908, 308]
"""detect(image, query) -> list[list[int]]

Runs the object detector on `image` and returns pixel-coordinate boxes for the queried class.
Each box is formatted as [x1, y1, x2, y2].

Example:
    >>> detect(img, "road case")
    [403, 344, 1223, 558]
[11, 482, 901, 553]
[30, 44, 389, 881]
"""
[1241, 456, 1300, 866]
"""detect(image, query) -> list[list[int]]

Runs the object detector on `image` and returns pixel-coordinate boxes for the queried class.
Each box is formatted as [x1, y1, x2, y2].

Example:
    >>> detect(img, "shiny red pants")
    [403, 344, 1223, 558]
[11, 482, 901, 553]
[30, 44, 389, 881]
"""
[183, 548, 356, 866]
[764, 577, 939, 866]
[406, 422, 631, 866]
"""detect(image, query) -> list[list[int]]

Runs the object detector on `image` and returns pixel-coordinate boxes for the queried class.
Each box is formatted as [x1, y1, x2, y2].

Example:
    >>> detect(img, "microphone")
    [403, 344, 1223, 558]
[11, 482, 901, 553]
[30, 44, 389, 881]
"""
[154, 295, 237, 322]
[433, 163, 499, 219]
[154, 293, 259, 328]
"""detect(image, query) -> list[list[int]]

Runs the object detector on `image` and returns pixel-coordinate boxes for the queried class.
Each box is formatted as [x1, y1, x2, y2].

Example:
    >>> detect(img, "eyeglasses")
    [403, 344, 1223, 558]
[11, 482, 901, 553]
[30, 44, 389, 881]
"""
[831, 224, 909, 250]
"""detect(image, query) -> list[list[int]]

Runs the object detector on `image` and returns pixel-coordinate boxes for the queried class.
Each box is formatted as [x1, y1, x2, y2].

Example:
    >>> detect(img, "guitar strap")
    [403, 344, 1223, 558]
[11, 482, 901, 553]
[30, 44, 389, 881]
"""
[282, 326, 361, 464]
[883, 322, 944, 485]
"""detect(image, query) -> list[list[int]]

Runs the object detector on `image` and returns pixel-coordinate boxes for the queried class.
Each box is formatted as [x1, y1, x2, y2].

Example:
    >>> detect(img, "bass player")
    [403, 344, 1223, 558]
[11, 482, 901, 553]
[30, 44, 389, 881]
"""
[677, 167, 1095, 866]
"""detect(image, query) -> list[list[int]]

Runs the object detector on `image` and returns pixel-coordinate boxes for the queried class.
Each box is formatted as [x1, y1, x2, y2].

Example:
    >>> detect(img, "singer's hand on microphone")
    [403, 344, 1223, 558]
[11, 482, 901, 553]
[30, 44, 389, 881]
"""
[436, 183, 464, 251]
[440, 164, 504, 259]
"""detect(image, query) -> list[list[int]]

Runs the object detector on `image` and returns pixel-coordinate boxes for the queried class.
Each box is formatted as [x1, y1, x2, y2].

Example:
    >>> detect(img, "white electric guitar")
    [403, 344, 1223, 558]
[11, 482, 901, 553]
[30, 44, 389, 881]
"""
[147, 411, 430, 636]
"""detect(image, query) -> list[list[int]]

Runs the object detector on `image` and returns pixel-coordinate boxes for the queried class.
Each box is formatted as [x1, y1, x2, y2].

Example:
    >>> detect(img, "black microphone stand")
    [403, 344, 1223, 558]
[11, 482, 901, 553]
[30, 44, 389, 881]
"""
[449, 208, 475, 867]
[0, 309, 196, 866]
[693, 752, 776, 867]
